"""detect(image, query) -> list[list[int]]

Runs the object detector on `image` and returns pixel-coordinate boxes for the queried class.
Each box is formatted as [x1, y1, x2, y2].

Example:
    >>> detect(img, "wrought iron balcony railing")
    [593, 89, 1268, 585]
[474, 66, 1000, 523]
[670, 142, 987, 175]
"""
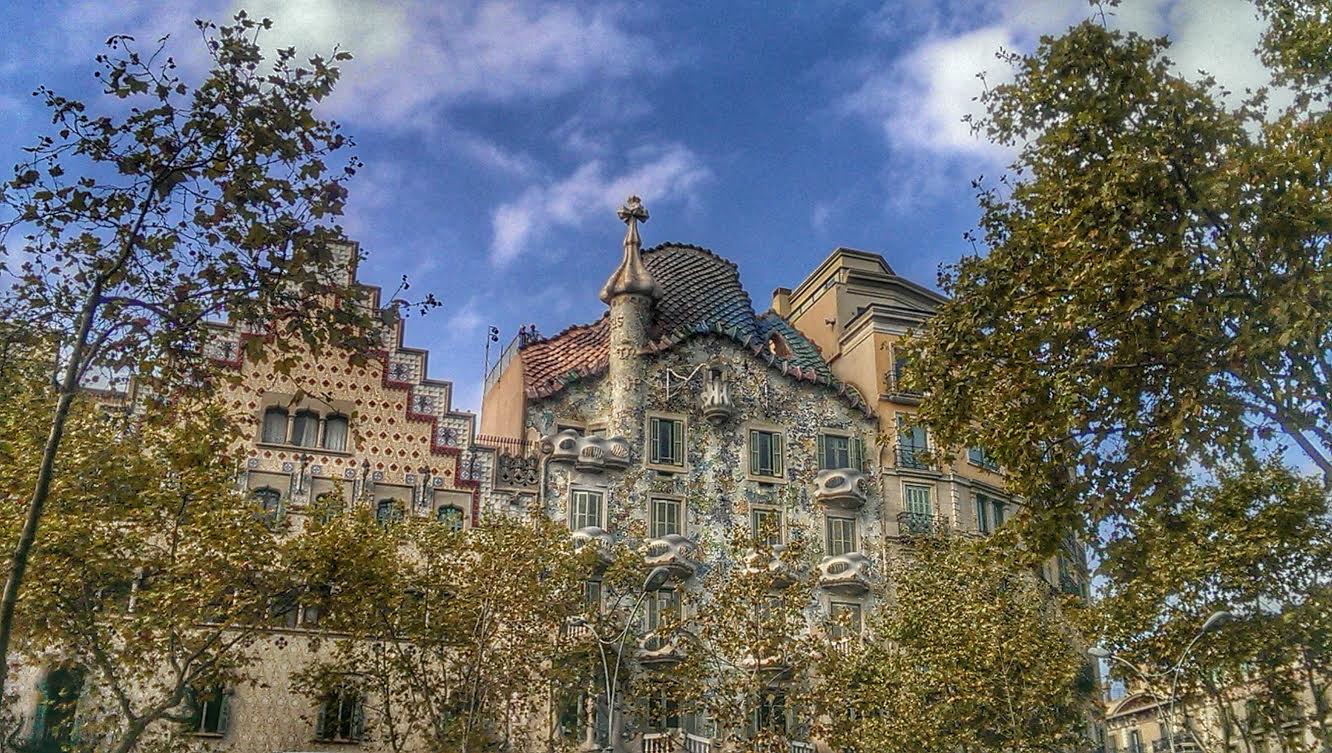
[896, 510, 949, 537]
[894, 446, 931, 470]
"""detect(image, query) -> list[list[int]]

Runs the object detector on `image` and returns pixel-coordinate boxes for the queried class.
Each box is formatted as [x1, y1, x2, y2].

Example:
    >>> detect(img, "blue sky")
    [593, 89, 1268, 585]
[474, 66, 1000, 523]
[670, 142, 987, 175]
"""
[0, 0, 1275, 412]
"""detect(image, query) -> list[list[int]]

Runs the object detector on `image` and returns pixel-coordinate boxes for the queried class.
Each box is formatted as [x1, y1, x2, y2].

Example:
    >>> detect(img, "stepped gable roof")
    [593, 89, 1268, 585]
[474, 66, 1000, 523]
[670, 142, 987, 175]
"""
[518, 243, 869, 416]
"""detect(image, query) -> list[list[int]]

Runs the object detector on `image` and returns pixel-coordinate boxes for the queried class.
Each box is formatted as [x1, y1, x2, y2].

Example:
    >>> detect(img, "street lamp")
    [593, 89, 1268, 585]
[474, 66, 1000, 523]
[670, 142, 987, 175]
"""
[1090, 610, 1234, 753]
[571, 566, 673, 753]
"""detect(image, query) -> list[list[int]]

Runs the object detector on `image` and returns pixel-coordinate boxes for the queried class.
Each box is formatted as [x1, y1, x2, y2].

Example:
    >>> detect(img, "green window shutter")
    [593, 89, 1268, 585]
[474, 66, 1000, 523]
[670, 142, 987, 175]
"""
[773, 433, 784, 476]
[315, 699, 328, 740]
[649, 418, 660, 463]
[216, 691, 231, 735]
[816, 435, 826, 469]
[749, 431, 760, 475]
[851, 437, 864, 470]
[672, 420, 683, 465]
[352, 695, 366, 741]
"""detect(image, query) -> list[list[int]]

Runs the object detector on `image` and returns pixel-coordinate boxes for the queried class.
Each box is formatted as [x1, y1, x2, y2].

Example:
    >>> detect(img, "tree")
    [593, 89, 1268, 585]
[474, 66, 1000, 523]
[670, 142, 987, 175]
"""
[0, 13, 398, 700]
[675, 527, 822, 753]
[901, 0, 1332, 551]
[816, 535, 1093, 753]
[1098, 460, 1332, 753]
[0, 363, 300, 753]
[289, 513, 590, 753]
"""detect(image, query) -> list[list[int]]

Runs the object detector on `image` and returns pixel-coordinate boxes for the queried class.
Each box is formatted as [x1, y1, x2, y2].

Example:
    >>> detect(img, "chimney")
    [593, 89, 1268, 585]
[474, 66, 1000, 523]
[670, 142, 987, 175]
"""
[772, 287, 792, 317]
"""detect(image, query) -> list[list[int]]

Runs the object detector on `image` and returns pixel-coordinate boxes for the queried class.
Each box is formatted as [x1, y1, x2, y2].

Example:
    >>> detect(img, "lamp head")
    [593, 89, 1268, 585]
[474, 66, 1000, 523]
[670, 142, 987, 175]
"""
[642, 566, 672, 592]
[1201, 610, 1234, 633]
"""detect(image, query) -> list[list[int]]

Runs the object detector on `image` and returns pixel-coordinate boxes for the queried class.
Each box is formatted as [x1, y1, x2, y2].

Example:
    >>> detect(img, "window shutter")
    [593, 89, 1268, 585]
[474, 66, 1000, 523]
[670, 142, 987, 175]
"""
[315, 699, 328, 740]
[816, 435, 826, 469]
[351, 695, 366, 741]
[773, 433, 784, 476]
[216, 692, 231, 735]
[851, 437, 864, 470]
[672, 420, 683, 465]
[749, 431, 760, 475]
[649, 418, 659, 463]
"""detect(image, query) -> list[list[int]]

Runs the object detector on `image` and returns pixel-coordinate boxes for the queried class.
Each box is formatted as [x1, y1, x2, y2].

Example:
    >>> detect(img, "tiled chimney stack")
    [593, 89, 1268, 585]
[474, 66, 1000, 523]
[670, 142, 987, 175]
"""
[598, 196, 660, 442]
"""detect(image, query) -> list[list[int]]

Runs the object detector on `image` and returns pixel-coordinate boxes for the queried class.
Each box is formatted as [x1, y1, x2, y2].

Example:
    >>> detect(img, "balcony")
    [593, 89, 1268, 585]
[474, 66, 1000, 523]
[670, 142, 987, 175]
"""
[896, 511, 949, 537]
[791, 742, 815, 753]
[638, 633, 686, 666]
[817, 553, 871, 594]
[644, 534, 700, 578]
[572, 526, 615, 568]
[643, 732, 716, 753]
[541, 431, 631, 473]
[743, 545, 798, 588]
[894, 446, 931, 471]
[813, 469, 868, 510]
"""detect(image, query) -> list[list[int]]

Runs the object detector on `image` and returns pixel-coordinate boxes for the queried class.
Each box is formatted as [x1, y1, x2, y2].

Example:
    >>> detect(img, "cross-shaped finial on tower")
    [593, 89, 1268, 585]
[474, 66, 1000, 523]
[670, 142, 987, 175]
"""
[599, 194, 661, 303]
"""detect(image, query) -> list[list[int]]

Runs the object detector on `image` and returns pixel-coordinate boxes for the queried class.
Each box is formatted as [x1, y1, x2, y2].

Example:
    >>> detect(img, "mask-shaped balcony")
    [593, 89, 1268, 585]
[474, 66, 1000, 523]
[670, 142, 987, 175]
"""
[813, 468, 869, 510]
[637, 633, 686, 666]
[572, 526, 615, 568]
[817, 552, 871, 595]
[541, 428, 582, 463]
[603, 436, 631, 468]
[576, 437, 607, 473]
[743, 544, 798, 588]
[643, 534, 700, 578]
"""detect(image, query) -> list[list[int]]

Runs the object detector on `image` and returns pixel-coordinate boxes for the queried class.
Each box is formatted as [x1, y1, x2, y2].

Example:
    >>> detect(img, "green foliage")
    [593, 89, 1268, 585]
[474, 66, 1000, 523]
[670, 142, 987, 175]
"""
[290, 514, 590, 753]
[816, 536, 1092, 753]
[0, 364, 292, 753]
[1099, 460, 1332, 752]
[902, 3, 1332, 553]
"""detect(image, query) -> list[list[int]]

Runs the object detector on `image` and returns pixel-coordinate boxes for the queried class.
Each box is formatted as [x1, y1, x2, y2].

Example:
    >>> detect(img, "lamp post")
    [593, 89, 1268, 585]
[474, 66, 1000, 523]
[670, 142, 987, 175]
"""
[572, 566, 672, 753]
[1090, 610, 1233, 753]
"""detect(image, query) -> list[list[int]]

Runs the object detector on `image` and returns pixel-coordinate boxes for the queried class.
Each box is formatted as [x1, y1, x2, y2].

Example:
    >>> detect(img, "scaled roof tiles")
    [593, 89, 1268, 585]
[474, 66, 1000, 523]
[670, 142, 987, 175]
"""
[519, 243, 870, 415]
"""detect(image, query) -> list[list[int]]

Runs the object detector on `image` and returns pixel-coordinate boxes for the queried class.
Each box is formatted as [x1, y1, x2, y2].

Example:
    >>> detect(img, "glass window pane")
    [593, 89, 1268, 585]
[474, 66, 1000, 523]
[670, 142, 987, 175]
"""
[262, 408, 288, 444]
[820, 435, 850, 469]
[291, 411, 319, 447]
[571, 491, 602, 530]
[752, 508, 782, 545]
[826, 517, 856, 556]
[905, 484, 932, 515]
[323, 416, 348, 451]
[651, 498, 680, 538]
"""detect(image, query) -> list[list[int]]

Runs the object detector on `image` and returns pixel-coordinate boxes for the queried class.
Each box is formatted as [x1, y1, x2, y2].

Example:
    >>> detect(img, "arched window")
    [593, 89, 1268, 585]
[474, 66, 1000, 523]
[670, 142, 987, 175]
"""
[261, 407, 289, 444]
[767, 333, 791, 358]
[252, 487, 283, 528]
[376, 499, 403, 526]
[186, 684, 231, 736]
[323, 415, 349, 452]
[291, 410, 320, 447]
[437, 505, 464, 532]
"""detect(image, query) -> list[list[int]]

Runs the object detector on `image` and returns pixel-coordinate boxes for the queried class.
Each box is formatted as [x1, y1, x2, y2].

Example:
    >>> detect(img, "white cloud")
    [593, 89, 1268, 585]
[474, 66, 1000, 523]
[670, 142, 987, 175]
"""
[447, 298, 484, 334]
[238, 0, 668, 130]
[848, 0, 1284, 168]
[489, 144, 711, 265]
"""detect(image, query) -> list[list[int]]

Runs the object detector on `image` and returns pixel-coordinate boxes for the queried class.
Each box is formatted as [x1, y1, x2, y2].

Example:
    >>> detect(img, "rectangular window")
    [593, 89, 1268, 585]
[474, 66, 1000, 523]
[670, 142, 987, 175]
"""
[749, 429, 784, 478]
[317, 689, 365, 743]
[829, 602, 863, 640]
[825, 516, 857, 557]
[644, 588, 680, 632]
[649, 417, 685, 467]
[188, 685, 230, 736]
[583, 580, 602, 609]
[818, 434, 863, 470]
[896, 414, 928, 469]
[968, 446, 999, 472]
[650, 498, 682, 538]
[992, 499, 1006, 527]
[570, 490, 603, 530]
[904, 484, 933, 516]
[975, 493, 992, 533]
[751, 507, 783, 546]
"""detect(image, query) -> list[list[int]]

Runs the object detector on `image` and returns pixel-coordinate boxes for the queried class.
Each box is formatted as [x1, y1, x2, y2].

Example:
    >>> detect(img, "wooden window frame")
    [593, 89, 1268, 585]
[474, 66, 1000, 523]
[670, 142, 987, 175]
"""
[646, 413, 687, 471]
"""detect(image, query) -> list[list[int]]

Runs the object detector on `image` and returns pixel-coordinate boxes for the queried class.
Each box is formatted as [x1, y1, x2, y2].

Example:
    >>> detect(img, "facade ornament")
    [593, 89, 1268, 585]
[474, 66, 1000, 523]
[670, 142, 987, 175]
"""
[598, 195, 662, 303]
[701, 363, 735, 424]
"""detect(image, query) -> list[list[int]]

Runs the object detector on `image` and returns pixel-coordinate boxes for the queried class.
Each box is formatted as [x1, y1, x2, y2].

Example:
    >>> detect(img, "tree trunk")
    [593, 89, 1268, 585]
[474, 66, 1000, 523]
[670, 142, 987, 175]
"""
[0, 276, 105, 700]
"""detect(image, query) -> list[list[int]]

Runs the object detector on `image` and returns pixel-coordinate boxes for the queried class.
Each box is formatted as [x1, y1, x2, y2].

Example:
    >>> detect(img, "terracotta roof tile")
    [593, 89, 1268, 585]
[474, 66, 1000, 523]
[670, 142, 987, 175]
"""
[518, 243, 861, 412]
